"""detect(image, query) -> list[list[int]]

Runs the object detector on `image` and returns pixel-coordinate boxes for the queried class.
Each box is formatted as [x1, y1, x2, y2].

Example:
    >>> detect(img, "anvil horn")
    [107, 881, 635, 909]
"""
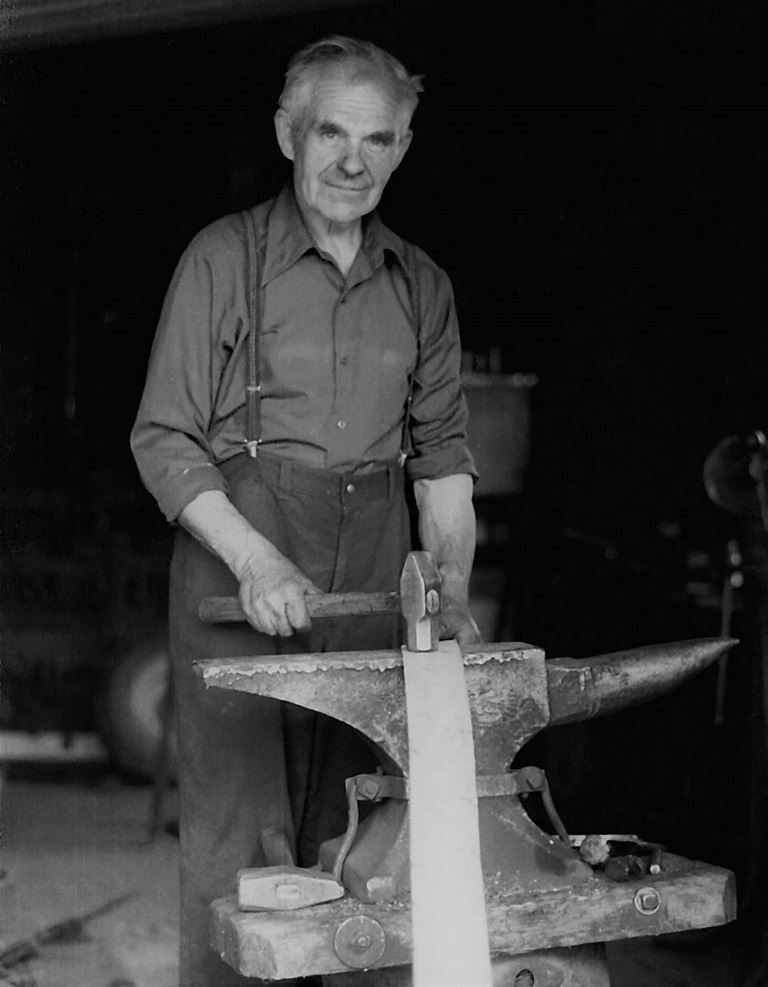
[546, 637, 738, 727]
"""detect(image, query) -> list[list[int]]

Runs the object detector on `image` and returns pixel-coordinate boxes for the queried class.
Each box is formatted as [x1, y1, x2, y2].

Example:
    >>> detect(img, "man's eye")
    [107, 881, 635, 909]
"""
[368, 135, 393, 149]
[319, 128, 341, 140]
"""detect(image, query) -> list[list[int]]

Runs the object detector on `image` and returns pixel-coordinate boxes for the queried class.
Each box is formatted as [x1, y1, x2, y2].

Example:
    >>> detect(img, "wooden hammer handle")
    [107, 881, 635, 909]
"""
[199, 591, 401, 624]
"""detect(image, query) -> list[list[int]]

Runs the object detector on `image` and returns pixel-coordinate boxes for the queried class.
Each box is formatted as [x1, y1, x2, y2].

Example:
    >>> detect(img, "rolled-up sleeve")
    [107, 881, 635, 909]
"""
[130, 223, 241, 522]
[404, 256, 478, 484]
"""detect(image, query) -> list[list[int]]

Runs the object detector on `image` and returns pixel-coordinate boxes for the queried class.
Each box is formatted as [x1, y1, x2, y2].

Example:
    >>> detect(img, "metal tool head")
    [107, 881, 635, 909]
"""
[399, 551, 441, 652]
[237, 866, 344, 911]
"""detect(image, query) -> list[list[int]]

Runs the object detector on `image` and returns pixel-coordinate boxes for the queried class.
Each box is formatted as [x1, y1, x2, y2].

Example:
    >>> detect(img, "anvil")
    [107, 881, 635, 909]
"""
[199, 635, 737, 985]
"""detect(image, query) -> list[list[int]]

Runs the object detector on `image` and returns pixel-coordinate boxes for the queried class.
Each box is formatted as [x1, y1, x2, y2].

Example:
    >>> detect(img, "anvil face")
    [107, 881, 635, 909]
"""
[198, 643, 548, 776]
[197, 637, 736, 775]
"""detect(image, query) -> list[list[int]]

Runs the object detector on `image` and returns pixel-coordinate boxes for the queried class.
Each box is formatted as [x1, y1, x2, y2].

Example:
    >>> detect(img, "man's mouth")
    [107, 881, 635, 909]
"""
[325, 183, 371, 194]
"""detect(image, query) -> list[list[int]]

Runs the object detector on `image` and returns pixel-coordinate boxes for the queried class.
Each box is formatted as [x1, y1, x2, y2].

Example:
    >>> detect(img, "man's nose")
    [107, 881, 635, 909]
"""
[337, 141, 365, 176]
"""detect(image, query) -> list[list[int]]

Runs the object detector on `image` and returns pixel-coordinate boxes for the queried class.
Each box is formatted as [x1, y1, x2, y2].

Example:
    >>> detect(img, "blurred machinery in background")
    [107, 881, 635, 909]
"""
[0, 470, 173, 780]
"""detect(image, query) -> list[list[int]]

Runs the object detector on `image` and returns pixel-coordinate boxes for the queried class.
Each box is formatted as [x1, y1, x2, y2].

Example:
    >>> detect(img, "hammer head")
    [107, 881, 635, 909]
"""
[237, 866, 344, 910]
[399, 551, 441, 652]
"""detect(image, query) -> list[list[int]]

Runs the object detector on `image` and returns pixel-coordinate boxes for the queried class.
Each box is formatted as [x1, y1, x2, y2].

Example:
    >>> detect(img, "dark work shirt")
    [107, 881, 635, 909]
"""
[131, 186, 475, 522]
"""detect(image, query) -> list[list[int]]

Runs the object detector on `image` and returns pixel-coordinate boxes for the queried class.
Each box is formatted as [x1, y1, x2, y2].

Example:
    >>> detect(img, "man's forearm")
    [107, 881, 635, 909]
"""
[412, 473, 476, 600]
[179, 490, 282, 581]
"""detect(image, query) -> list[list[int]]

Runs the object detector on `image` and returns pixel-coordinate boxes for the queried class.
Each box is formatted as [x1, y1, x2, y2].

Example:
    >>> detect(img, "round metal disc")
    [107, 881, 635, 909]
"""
[333, 915, 386, 969]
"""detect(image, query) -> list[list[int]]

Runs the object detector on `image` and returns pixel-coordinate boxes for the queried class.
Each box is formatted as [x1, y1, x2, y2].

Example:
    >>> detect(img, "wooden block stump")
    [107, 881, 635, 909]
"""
[210, 854, 736, 982]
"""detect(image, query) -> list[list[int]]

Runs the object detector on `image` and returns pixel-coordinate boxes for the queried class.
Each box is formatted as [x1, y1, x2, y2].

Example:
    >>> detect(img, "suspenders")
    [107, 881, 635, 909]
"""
[242, 210, 267, 459]
[400, 242, 421, 463]
[240, 208, 422, 462]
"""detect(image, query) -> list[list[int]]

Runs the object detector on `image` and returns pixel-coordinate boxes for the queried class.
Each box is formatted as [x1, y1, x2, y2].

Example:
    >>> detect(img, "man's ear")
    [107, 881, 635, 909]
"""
[274, 109, 295, 161]
[393, 129, 413, 170]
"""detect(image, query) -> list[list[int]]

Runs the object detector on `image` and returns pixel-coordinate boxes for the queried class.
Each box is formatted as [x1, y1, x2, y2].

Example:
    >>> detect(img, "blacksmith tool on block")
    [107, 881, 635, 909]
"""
[197, 551, 738, 986]
[237, 826, 344, 911]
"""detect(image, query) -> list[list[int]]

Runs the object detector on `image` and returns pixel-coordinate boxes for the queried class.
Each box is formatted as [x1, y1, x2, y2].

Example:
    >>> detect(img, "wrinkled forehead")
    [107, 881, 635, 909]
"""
[298, 69, 412, 133]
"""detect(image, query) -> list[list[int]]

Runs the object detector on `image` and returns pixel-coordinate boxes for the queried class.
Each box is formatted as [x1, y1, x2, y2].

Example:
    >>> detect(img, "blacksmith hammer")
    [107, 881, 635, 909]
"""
[198, 549, 442, 652]
[237, 827, 344, 911]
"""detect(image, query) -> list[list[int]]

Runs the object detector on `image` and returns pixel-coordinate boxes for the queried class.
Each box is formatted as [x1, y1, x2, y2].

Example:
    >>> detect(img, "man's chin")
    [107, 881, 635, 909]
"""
[319, 191, 378, 224]
[298, 189, 379, 228]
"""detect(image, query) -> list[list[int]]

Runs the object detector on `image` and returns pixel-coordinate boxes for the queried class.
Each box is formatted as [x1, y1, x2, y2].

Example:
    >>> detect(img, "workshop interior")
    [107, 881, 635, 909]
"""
[1, 0, 767, 985]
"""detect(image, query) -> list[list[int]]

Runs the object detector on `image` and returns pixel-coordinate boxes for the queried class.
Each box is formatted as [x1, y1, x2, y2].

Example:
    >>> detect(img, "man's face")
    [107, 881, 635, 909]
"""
[276, 75, 412, 228]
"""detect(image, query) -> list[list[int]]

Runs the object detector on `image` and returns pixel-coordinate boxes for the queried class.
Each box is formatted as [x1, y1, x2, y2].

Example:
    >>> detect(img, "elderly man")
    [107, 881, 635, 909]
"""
[132, 36, 479, 987]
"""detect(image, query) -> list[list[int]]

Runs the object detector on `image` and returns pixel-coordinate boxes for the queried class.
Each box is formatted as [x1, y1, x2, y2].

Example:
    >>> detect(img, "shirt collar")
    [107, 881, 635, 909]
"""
[362, 209, 408, 272]
[263, 184, 408, 284]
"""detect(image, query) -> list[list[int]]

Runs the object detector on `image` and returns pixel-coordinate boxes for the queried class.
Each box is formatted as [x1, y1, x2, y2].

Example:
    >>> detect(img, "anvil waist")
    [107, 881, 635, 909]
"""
[168, 448, 412, 987]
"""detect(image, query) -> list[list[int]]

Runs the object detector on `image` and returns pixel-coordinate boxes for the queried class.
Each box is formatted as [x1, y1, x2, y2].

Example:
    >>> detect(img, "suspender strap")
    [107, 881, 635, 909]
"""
[400, 242, 422, 464]
[243, 209, 265, 458]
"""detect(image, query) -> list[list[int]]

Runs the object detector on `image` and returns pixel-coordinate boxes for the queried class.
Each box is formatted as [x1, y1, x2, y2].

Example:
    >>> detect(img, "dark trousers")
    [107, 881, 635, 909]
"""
[169, 452, 411, 987]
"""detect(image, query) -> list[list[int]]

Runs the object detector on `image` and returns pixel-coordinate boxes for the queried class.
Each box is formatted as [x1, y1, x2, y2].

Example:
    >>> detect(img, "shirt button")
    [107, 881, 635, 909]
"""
[337, 420, 347, 429]
[340, 356, 349, 366]
[346, 483, 356, 494]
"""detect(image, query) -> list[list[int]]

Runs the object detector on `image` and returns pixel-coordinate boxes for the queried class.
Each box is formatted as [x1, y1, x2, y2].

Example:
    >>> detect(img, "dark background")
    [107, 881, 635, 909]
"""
[1, 0, 767, 906]
[2, 0, 766, 492]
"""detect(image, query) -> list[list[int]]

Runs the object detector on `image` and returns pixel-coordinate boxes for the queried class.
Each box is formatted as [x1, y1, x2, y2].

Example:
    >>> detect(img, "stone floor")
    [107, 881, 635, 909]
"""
[0, 779, 744, 987]
[0, 780, 178, 987]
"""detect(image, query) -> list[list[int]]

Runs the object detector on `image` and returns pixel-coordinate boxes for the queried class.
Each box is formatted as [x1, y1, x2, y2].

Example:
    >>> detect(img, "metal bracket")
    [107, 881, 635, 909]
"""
[330, 766, 572, 884]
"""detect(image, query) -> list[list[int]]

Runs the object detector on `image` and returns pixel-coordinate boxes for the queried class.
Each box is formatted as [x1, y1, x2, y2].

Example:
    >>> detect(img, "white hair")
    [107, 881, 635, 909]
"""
[278, 35, 424, 130]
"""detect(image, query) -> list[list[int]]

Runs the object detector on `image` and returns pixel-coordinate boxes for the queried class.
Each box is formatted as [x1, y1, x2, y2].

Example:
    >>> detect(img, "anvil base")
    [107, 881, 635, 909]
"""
[210, 854, 735, 982]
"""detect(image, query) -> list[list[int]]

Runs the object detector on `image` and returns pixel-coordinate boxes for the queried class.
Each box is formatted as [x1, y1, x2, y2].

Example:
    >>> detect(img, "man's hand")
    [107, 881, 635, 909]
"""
[412, 474, 482, 647]
[439, 592, 483, 646]
[179, 490, 322, 637]
[237, 552, 322, 637]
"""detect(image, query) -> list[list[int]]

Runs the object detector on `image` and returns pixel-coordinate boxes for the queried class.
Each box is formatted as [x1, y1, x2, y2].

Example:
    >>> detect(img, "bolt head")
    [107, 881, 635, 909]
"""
[334, 916, 387, 970]
[634, 887, 661, 915]
[358, 778, 380, 800]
